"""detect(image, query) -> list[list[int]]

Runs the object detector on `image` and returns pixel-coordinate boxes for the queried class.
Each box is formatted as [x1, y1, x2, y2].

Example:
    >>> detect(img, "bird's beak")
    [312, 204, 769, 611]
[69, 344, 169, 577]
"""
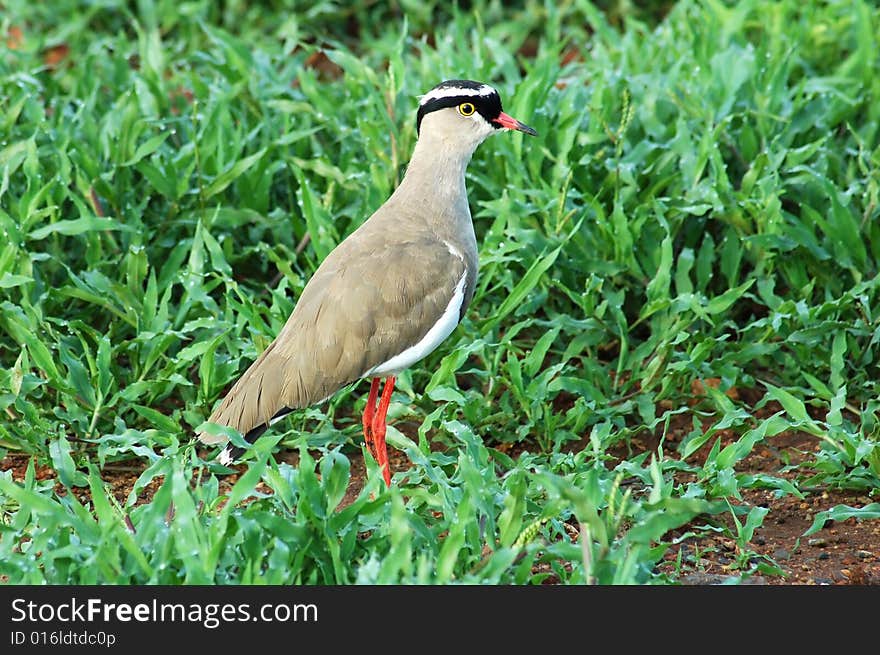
[493, 111, 538, 136]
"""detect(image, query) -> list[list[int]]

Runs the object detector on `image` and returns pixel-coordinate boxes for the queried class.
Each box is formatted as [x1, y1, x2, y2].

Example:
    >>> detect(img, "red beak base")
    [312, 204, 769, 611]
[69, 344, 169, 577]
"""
[493, 111, 538, 136]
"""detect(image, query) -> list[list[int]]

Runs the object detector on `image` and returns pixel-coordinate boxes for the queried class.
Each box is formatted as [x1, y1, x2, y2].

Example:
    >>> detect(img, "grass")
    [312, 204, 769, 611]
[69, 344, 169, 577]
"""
[1, 0, 879, 584]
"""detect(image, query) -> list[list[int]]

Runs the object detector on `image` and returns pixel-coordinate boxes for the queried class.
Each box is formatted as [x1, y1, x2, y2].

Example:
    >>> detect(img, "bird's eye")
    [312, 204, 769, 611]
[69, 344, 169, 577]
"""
[458, 102, 476, 117]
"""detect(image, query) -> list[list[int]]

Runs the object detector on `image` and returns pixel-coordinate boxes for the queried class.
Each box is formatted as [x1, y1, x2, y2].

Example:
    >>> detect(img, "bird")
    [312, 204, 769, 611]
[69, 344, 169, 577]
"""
[197, 79, 537, 486]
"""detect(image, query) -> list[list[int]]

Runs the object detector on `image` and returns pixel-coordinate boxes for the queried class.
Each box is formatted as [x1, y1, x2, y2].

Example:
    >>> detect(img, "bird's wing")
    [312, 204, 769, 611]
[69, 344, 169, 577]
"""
[198, 230, 469, 444]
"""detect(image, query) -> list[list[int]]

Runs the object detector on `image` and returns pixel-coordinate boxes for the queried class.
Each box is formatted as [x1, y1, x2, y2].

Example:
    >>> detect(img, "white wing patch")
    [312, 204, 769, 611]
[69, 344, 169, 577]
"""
[367, 242, 467, 377]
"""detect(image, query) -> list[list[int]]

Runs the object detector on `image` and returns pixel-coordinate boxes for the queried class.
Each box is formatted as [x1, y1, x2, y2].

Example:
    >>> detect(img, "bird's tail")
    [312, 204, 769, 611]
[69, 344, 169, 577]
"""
[195, 340, 280, 463]
[217, 423, 268, 466]
[204, 405, 294, 465]
[196, 334, 325, 464]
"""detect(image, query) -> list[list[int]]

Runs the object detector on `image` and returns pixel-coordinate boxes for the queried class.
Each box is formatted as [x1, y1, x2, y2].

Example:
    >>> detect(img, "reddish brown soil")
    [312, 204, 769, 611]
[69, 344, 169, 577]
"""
[654, 435, 880, 585]
[617, 392, 880, 585]
[2, 397, 877, 585]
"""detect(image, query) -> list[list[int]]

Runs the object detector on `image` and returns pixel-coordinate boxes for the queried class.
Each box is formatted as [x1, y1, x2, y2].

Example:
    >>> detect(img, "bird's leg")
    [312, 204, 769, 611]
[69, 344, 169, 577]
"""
[362, 377, 381, 462]
[370, 375, 396, 487]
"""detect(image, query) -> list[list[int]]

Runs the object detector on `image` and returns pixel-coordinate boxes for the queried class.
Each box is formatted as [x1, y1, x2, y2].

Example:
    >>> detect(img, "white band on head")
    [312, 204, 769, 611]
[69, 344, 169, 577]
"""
[419, 84, 496, 106]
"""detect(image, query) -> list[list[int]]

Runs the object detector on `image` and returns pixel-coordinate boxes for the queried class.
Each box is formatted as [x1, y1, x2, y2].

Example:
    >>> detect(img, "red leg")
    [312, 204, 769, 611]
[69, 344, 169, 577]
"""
[362, 377, 381, 459]
[370, 376, 396, 487]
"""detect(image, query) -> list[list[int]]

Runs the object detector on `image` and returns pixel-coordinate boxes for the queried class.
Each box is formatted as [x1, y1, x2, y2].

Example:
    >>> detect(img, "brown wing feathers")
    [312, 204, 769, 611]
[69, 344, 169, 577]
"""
[197, 227, 468, 451]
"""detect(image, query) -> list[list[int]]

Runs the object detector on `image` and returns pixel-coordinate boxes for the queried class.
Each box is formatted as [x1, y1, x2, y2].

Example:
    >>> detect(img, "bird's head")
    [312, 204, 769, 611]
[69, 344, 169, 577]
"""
[415, 80, 537, 149]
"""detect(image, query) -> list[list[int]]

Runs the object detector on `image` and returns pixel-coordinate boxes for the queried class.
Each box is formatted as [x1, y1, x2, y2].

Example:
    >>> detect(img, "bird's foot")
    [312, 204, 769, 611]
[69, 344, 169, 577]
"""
[362, 376, 381, 466]
[370, 376, 396, 487]
[370, 421, 392, 487]
[360, 376, 394, 487]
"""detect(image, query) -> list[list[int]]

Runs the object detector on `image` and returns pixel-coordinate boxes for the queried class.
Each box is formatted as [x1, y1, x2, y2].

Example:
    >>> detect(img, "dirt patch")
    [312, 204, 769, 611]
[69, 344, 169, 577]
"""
[2, 417, 877, 585]
[653, 427, 880, 585]
[669, 487, 879, 585]
[619, 402, 879, 585]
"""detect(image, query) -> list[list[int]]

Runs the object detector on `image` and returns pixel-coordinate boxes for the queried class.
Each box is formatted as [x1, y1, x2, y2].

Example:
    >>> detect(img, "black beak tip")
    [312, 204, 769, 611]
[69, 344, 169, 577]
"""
[494, 112, 538, 137]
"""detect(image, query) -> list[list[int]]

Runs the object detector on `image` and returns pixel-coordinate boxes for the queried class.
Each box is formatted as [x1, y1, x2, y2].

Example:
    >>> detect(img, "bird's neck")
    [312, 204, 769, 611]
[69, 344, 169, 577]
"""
[393, 133, 478, 225]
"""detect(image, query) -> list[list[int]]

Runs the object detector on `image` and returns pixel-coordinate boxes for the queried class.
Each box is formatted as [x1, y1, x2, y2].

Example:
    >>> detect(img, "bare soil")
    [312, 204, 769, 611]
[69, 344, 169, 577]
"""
[619, 390, 880, 585]
[2, 397, 878, 585]
[651, 429, 880, 585]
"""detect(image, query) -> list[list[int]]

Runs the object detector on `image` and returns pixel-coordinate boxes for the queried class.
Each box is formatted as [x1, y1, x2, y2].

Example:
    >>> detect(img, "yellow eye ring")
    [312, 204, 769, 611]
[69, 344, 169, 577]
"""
[458, 102, 476, 117]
